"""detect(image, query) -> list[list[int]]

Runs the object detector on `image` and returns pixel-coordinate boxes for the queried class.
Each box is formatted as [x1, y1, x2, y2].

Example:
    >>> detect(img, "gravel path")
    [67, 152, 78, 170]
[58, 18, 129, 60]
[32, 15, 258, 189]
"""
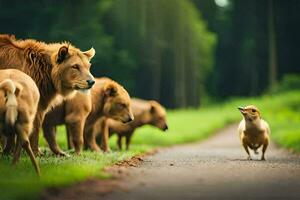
[42, 124, 300, 200]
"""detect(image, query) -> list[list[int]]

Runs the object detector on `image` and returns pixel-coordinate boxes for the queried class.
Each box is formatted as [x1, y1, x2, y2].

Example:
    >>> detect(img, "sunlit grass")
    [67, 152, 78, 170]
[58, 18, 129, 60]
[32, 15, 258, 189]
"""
[0, 90, 299, 200]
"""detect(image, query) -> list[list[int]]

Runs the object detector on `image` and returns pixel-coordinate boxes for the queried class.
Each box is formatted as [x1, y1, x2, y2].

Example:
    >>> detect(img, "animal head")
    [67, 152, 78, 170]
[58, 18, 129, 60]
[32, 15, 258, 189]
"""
[148, 100, 168, 131]
[51, 45, 95, 96]
[102, 81, 134, 123]
[238, 105, 261, 122]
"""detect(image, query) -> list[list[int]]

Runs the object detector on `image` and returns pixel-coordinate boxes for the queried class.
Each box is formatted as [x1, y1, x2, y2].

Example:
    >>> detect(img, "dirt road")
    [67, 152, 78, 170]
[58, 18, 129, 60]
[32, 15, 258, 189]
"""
[42, 124, 300, 200]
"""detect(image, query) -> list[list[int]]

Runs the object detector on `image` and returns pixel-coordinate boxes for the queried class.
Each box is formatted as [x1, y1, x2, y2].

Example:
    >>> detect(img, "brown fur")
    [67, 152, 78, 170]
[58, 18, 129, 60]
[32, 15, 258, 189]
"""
[42, 77, 133, 155]
[94, 98, 168, 151]
[0, 34, 95, 155]
[0, 69, 40, 175]
[238, 105, 270, 160]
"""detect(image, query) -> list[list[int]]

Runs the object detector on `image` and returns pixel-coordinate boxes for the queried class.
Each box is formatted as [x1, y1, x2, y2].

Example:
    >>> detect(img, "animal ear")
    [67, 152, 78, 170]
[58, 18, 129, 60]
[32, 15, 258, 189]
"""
[57, 46, 69, 64]
[149, 101, 157, 113]
[8, 34, 16, 40]
[83, 47, 95, 61]
[150, 105, 156, 114]
[105, 84, 118, 97]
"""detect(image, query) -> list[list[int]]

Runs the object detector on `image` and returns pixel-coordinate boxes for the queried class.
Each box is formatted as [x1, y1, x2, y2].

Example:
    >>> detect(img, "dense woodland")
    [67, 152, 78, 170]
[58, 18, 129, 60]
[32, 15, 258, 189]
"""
[0, 0, 299, 108]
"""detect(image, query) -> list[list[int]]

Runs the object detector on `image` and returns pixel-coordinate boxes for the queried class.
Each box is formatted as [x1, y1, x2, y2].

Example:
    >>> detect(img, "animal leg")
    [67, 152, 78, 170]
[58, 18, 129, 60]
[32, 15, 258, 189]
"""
[68, 121, 84, 154]
[125, 133, 132, 151]
[16, 124, 40, 176]
[83, 126, 101, 152]
[261, 140, 269, 161]
[100, 118, 111, 152]
[23, 140, 40, 176]
[30, 111, 45, 156]
[66, 126, 74, 150]
[12, 136, 22, 165]
[0, 134, 6, 151]
[43, 125, 67, 156]
[3, 135, 15, 155]
[242, 143, 251, 160]
[117, 135, 122, 151]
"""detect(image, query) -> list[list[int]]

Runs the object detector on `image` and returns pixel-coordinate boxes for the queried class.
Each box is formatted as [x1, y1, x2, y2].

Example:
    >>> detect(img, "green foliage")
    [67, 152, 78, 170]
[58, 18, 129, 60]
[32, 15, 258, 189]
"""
[272, 74, 300, 93]
[1, 90, 299, 200]
[108, 0, 216, 107]
[197, 0, 300, 98]
[263, 92, 300, 151]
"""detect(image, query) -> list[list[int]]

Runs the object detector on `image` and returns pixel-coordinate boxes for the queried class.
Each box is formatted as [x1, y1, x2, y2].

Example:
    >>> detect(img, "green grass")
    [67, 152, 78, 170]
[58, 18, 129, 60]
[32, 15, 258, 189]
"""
[0, 90, 299, 200]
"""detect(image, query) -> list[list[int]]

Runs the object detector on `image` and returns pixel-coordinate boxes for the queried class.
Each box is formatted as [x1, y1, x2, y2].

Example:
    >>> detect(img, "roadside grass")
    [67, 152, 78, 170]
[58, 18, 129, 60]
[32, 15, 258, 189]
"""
[0, 90, 299, 200]
[263, 93, 300, 151]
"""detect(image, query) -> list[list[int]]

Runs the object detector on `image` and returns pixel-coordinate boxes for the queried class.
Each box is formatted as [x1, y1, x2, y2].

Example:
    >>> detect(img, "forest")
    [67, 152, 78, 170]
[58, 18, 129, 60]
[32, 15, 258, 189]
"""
[1, 1, 300, 200]
[0, 0, 299, 108]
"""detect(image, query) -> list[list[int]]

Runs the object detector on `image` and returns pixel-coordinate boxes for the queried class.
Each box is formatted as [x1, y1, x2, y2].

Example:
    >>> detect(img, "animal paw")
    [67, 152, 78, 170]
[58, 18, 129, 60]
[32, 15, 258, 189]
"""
[90, 145, 101, 152]
[103, 148, 111, 153]
[54, 150, 70, 157]
[33, 148, 44, 157]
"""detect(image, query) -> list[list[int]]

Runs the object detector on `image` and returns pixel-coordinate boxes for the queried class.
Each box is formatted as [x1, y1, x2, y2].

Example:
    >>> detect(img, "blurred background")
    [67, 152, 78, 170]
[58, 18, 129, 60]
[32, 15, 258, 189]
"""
[0, 0, 299, 108]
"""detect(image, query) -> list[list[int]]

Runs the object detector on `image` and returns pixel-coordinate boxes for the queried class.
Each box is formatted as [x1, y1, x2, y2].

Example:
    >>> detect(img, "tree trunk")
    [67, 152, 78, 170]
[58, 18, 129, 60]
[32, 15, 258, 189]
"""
[268, 0, 277, 90]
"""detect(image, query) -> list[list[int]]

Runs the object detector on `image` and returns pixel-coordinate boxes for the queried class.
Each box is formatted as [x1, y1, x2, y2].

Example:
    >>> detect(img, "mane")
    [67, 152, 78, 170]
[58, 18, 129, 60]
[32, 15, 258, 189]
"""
[0, 34, 72, 107]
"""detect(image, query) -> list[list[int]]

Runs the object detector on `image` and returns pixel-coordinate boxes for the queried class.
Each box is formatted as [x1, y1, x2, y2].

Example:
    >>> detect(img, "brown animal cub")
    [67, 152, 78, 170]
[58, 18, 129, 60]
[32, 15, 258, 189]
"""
[238, 105, 270, 160]
[0, 34, 95, 156]
[0, 69, 40, 175]
[43, 77, 133, 154]
[94, 98, 168, 151]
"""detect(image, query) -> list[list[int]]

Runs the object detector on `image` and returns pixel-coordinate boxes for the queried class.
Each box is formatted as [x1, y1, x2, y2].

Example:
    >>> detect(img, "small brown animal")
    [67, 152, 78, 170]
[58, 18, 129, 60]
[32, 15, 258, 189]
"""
[43, 77, 133, 154]
[238, 105, 270, 160]
[0, 69, 40, 175]
[94, 98, 168, 151]
[0, 34, 95, 155]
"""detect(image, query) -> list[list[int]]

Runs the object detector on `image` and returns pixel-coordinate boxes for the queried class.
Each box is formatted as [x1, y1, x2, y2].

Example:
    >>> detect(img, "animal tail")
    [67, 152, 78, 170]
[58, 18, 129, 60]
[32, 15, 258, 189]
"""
[0, 79, 19, 127]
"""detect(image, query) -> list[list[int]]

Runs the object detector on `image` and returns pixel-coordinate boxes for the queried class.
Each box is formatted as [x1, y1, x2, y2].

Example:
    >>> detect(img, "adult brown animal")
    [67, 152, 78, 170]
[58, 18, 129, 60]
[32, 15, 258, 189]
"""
[43, 77, 134, 154]
[0, 34, 95, 156]
[0, 69, 40, 175]
[94, 98, 168, 151]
